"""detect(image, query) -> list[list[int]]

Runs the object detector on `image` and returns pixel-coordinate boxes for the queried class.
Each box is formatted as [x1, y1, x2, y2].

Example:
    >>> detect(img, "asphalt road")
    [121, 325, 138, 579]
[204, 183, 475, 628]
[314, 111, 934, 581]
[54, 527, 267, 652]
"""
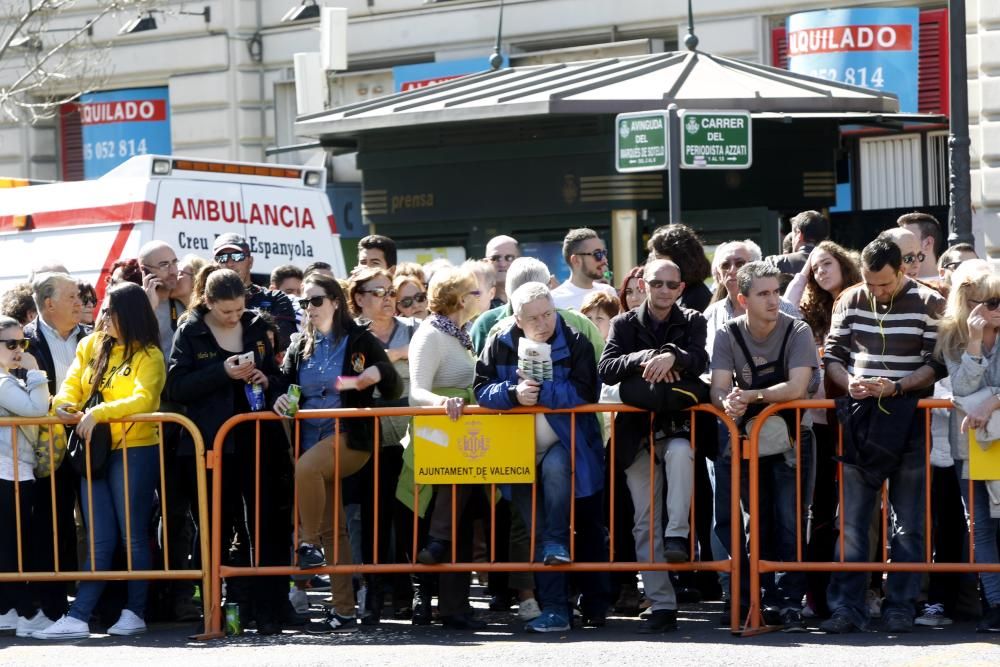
[3, 588, 1000, 666]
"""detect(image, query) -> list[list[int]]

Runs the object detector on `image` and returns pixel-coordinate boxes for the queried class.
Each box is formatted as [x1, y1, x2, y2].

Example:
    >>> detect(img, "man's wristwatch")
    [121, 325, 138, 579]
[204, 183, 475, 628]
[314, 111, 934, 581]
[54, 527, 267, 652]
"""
[893, 381, 903, 397]
[755, 390, 765, 403]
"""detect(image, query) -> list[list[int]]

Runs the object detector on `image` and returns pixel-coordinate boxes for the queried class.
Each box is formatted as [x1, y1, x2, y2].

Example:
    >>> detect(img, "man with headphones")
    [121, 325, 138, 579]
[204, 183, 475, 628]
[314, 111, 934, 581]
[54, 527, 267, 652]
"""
[819, 237, 946, 635]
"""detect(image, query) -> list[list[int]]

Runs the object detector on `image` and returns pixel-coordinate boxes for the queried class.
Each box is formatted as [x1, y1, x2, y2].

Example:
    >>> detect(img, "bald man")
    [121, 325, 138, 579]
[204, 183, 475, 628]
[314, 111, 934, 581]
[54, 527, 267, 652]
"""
[878, 228, 922, 280]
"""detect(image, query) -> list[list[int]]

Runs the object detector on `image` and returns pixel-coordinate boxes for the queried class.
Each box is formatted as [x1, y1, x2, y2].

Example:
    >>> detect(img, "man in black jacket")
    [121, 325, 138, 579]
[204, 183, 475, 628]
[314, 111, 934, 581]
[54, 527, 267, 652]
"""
[24, 271, 89, 625]
[213, 233, 298, 348]
[598, 259, 708, 634]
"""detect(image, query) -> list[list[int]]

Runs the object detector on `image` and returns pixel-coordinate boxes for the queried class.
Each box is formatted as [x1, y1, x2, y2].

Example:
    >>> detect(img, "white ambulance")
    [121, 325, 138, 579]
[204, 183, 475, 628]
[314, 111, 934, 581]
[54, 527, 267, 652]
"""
[0, 155, 346, 293]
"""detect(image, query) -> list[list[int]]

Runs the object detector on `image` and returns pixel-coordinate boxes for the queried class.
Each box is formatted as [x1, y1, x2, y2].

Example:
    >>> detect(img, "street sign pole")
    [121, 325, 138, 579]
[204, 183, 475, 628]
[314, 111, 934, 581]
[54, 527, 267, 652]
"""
[667, 104, 682, 224]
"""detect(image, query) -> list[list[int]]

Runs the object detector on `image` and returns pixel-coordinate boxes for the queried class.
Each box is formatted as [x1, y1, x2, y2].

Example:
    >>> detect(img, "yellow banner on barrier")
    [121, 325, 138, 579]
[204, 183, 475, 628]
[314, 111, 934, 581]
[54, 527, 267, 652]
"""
[413, 414, 535, 484]
[970, 430, 1000, 480]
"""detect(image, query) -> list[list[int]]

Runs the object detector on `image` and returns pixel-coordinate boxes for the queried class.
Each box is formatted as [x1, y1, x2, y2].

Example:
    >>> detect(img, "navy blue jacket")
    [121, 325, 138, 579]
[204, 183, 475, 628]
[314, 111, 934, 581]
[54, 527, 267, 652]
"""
[474, 314, 604, 498]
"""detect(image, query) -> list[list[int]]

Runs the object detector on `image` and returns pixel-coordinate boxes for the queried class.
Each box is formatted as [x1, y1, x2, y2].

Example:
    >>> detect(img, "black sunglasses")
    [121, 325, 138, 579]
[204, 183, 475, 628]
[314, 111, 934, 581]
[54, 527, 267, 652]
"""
[646, 279, 682, 290]
[969, 297, 1000, 312]
[361, 287, 395, 299]
[398, 292, 427, 308]
[489, 254, 516, 264]
[901, 252, 926, 265]
[1, 339, 29, 352]
[574, 249, 609, 262]
[81, 296, 97, 306]
[215, 251, 248, 264]
[298, 295, 329, 309]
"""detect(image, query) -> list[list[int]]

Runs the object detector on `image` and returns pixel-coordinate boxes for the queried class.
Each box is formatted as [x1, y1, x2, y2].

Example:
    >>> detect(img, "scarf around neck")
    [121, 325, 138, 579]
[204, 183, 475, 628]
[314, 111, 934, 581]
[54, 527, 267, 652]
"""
[428, 313, 473, 352]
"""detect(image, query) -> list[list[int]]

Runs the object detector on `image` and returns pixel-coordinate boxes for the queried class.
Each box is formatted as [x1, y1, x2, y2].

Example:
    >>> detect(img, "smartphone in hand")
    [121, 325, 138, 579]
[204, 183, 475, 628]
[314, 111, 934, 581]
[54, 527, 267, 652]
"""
[237, 352, 254, 366]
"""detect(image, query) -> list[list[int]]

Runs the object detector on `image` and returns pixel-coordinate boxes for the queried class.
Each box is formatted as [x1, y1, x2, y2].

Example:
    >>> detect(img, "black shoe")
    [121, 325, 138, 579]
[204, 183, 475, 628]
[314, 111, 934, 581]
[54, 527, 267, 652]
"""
[977, 604, 1000, 633]
[256, 620, 281, 636]
[881, 611, 913, 634]
[636, 609, 677, 634]
[296, 543, 326, 569]
[440, 612, 487, 630]
[308, 574, 331, 591]
[676, 586, 702, 604]
[307, 611, 358, 634]
[489, 592, 515, 611]
[818, 610, 860, 634]
[663, 537, 689, 563]
[761, 605, 782, 627]
[580, 613, 607, 628]
[780, 608, 806, 633]
[417, 539, 449, 565]
[412, 589, 432, 626]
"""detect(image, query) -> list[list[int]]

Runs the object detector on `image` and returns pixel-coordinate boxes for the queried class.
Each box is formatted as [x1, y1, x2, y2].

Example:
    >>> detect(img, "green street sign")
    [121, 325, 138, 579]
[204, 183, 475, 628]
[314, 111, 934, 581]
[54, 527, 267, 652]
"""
[679, 110, 752, 170]
[615, 111, 669, 173]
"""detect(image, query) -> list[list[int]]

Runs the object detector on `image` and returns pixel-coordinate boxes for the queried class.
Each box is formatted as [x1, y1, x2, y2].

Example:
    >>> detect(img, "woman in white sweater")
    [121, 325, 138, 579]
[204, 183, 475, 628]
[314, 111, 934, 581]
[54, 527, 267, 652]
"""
[0, 315, 54, 638]
[405, 265, 485, 629]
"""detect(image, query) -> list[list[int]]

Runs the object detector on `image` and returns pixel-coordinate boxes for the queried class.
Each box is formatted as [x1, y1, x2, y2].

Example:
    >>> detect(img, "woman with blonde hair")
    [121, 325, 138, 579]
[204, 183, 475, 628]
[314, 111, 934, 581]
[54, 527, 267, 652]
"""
[935, 260, 1000, 632]
[400, 265, 485, 629]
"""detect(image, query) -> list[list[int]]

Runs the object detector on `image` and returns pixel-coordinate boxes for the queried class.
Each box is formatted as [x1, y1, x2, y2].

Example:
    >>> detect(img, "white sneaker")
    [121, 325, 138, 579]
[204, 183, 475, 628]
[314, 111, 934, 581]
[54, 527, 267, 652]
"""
[289, 586, 310, 614]
[915, 602, 953, 627]
[33, 614, 90, 640]
[0, 608, 17, 634]
[16, 611, 56, 638]
[108, 609, 147, 636]
[517, 598, 542, 621]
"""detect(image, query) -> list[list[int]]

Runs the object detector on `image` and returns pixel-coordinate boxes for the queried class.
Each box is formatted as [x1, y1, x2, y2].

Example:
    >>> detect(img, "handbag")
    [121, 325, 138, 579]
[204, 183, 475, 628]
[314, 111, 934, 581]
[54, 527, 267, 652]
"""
[66, 391, 113, 480]
[32, 422, 67, 478]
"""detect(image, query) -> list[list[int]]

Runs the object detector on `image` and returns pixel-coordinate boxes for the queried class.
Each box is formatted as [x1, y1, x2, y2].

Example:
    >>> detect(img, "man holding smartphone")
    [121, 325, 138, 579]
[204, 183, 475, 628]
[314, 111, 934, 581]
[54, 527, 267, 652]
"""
[820, 237, 946, 635]
[138, 241, 183, 360]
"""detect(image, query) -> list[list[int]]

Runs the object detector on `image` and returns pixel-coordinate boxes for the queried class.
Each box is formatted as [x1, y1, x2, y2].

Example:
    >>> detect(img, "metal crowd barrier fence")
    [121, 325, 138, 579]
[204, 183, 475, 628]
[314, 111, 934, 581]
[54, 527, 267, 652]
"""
[206, 403, 745, 637]
[743, 398, 997, 636]
[0, 413, 214, 638]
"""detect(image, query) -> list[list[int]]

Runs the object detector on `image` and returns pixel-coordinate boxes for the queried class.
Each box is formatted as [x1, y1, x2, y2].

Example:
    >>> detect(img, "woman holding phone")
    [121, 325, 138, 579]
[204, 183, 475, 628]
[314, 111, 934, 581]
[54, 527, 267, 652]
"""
[36, 283, 165, 640]
[164, 266, 292, 635]
[274, 273, 400, 633]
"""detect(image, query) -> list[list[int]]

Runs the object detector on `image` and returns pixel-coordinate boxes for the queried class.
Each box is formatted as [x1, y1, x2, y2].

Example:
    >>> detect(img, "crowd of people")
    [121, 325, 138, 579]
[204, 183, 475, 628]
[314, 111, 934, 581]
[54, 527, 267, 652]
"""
[0, 211, 998, 641]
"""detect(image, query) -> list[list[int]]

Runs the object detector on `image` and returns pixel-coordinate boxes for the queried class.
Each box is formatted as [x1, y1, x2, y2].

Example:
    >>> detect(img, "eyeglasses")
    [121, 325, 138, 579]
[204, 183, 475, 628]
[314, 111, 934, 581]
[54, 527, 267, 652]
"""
[0, 339, 29, 352]
[81, 296, 97, 306]
[901, 252, 926, 265]
[298, 295, 329, 309]
[143, 258, 179, 272]
[179, 270, 194, 279]
[646, 279, 683, 290]
[574, 249, 609, 262]
[489, 254, 516, 264]
[360, 287, 395, 299]
[465, 290, 482, 298]
[397, 292, 427, 309]
[215, 252, 248, 264]
[720, 259, 748, 272]
[969, 297, 1000, 311]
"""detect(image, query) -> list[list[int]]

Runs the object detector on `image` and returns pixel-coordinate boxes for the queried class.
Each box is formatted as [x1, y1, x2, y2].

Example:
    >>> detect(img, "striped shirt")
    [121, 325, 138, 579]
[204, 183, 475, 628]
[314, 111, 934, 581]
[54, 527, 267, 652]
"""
[823, 278, 945, 392]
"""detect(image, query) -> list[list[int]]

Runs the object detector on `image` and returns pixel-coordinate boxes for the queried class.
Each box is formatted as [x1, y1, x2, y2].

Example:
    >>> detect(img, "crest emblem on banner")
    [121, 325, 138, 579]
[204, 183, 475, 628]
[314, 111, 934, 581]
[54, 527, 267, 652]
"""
[460, 421, 490, 460]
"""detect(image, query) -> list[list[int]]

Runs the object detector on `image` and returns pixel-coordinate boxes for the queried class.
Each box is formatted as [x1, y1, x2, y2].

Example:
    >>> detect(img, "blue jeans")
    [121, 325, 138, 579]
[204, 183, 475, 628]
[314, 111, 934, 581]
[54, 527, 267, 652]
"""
[70, 445, 160, 622]
[510, 444, 571, 616]
[962, 478, 1000, 605]
[826, 444, 926, 627]
[713, 420, 812, 609]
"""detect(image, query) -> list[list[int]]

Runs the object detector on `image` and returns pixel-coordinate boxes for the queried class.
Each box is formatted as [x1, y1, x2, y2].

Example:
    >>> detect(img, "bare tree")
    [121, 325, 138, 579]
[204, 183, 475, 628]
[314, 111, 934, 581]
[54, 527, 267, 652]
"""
[0, 0, 160, 123]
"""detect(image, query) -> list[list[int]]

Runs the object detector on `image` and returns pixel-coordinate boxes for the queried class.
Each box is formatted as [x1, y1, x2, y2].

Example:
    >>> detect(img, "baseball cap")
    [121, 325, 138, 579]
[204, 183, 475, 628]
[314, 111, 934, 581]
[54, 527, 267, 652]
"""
[213, 233, 250, 255]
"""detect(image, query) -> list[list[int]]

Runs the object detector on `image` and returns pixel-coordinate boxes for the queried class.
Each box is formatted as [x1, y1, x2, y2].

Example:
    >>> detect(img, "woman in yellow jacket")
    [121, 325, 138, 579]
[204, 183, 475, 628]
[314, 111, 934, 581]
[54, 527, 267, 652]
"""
[36, 282, 165, 640]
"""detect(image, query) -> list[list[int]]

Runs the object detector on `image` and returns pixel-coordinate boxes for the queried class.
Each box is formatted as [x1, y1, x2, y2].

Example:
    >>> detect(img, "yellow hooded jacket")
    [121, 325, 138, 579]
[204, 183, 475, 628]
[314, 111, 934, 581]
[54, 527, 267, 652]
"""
[53, 333, 165, 449]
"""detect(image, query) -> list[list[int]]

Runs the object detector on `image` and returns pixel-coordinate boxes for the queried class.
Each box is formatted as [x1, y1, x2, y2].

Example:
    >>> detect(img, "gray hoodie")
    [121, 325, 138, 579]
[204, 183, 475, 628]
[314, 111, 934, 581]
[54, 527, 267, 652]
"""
[0, 369, 50, 481]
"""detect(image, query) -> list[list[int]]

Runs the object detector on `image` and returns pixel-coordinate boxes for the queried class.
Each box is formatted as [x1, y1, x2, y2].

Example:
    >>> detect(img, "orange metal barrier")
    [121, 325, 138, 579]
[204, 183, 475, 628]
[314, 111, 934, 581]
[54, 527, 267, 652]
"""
[743, 398, 997, 635]
[206, 403, 744, 637]
[0, 413, 214, 637]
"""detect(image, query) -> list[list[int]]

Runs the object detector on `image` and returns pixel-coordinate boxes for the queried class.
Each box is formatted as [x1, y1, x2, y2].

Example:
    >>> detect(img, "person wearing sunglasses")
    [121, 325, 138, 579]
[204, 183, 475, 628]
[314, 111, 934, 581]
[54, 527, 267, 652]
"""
[550, 228, 618, 312]
[274, 273, 400, 633]
[138, 241, 186, 361]
[937, 243, 979, 292]
[394, 275, 429, 320]
[483, 235, 520, 307]
[898, 212, 945, 280]
[935, 260, 1000, 632]
[77, 282, 98, 327]
[0, 315, 54, 639]
[879, 227, 923, 280]
[37, 282, 165, 640]
[212, 233, 297, 350]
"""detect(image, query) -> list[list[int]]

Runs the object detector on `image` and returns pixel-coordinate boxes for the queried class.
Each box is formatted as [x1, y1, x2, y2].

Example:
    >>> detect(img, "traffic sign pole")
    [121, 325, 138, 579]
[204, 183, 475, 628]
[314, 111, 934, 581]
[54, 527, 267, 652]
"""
[667, 104, 681, 224]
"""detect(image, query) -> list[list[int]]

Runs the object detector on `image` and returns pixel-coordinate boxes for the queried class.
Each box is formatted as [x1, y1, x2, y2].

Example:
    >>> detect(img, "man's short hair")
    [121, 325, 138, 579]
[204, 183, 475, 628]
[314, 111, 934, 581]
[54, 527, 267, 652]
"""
[358, 234, 397, 267]
[897, 211, 943, 256]
[861, 237, 903, 273]
[562, 227, 599, 265]
[938, 242, 977, 269]
[790, 210, 830, 244]
[0, 283, 36, 325]
[510, 281, 553, 317]
[505, 257, 550, 296]
[32, 272, 76, 311]
[736, 261, 781, 297]
[303, 261, 332, 278]
[270, 264, 304, 287]
[711, 239, 762, 276]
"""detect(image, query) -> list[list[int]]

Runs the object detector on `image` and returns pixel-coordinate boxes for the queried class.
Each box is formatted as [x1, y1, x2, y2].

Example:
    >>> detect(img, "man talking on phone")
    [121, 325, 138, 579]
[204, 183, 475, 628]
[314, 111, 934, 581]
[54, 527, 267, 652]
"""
[138, 241, 184, 359]
[819, 237, 946, 635]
